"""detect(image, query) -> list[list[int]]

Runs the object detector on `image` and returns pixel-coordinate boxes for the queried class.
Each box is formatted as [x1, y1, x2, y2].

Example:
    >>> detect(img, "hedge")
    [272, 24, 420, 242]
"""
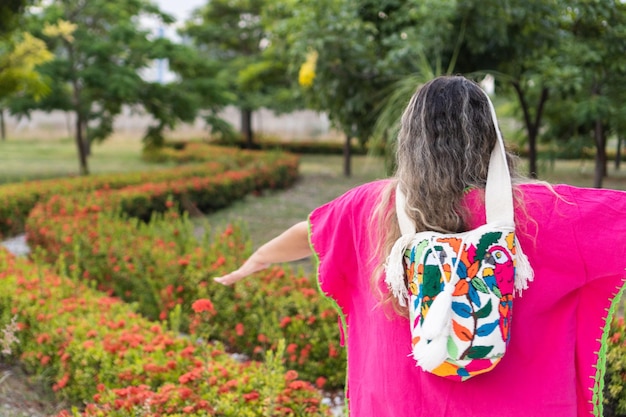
[0, 145, 284, 239]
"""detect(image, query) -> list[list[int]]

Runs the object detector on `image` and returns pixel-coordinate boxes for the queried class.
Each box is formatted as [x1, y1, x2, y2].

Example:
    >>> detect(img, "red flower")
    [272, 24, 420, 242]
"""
[191, 299, 216, 315]
[328, 343, 338, 358]
[243, 391, 260, 402]
[36, 333, 51, 344]
[52, 373, 70, 392]
[285, 370, 298, 381]
[279, 316, 292, 328]
[315, 377, 327, 389]
[235, 323, 244, 336]
[288, 380, 309, 390]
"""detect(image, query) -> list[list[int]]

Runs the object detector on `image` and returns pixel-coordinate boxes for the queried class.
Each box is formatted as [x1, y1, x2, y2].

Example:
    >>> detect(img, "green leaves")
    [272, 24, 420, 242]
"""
[466, 345, 494, 359]
[475, 299, 493, 319]
[471, 277, 489, 295]
[0, 32, 52, 101]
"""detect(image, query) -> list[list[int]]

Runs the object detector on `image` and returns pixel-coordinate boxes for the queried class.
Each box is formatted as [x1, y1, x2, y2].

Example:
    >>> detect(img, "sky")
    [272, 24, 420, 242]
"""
[154, 0, 206, 23]
[140, 0, 205, 83]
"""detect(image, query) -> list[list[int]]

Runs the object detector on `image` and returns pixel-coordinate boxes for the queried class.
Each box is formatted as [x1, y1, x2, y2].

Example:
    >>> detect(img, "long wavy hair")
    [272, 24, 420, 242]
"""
[371, 75, 524, 316]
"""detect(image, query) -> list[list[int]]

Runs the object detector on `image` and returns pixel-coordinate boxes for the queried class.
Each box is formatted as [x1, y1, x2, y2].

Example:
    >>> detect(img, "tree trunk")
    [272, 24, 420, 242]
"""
[0, 108, 5, 141]
[84, 133, 91, 157]
[66, 112, 73, 138]
[511, 82, 548, 179]
[68, 43, 89, 174]
[343, 134, 352, 177]
[241, 108, 254, 148]
[75, 114, 89, 175]
[615, 135, 623, 171]
[593, 119, 605, 188]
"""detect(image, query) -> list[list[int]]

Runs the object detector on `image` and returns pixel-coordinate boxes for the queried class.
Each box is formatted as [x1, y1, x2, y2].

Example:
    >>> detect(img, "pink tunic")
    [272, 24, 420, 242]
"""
[308, 180, 626, 417]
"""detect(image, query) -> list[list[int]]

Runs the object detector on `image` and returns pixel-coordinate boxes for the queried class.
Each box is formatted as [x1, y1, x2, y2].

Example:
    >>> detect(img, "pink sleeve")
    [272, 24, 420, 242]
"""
[308, 193, 354, 309]
[307, 180, 390, 316]
[567, 186, 626, 416]
[568, 187, 626, 283]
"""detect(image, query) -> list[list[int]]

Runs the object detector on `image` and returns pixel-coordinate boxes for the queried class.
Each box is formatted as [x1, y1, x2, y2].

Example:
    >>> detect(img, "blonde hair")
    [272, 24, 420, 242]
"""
[371, 76, 525, 316]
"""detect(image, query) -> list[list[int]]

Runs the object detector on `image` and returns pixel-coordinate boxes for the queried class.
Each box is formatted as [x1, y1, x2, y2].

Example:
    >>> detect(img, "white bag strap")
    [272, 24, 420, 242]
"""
[395, 90, 513, 235]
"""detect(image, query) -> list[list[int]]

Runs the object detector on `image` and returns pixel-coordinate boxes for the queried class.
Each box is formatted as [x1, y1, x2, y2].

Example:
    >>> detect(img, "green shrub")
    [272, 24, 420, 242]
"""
[0, 250, 329, 416]
[605, 314, 626, 417]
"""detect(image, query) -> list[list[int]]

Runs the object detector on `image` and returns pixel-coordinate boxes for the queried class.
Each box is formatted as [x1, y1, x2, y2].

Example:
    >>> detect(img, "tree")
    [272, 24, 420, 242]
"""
[0, 31, 52, 140]
[270, 0, 430, 176]
[12, 0, 178, 174]
[10, 0, 232, 175]
[0, 0, 29, 36]
[445, 0, 567, 178]
[182, 0, 296, 148]
[141, 43, 234, 148]
[542, 0, 626, 188]
[367, 0, 468, 172]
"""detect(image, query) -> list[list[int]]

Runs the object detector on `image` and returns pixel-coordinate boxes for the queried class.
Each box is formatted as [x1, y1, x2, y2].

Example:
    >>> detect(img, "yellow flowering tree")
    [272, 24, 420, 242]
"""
[0, 31, 53, 139]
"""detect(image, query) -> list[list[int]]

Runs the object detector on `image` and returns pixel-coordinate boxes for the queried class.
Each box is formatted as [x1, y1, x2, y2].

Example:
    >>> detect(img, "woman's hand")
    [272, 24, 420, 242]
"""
[213, 221, 312, 286]
[213, 256, 270, 286]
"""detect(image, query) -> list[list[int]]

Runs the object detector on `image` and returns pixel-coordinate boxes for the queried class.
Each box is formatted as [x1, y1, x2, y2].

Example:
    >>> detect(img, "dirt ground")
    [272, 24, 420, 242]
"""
[0, 364, 67, 417]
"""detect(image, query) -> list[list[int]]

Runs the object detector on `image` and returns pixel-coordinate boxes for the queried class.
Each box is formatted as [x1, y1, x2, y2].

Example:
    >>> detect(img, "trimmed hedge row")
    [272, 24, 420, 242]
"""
[148, 139, 373, 158]
[0, 250, 329, 417]
[0, 145, 279, 239]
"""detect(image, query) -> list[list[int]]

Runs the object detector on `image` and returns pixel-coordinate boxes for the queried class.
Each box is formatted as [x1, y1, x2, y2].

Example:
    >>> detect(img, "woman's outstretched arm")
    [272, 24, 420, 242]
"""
[213, 221, 312, 286]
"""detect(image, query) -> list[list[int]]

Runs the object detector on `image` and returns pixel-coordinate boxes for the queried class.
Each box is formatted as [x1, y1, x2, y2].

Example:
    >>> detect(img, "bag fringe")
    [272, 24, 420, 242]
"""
[514, 237, 534, 297]
[384, 234, 415, 307]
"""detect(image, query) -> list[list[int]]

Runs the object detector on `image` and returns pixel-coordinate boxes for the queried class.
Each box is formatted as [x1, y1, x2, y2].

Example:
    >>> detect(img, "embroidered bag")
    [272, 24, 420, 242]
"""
[384, 92, 533, 381]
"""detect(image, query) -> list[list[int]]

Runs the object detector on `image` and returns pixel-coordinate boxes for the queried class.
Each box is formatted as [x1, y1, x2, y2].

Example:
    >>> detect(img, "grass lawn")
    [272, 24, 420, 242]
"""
[0, 136, 172, 184]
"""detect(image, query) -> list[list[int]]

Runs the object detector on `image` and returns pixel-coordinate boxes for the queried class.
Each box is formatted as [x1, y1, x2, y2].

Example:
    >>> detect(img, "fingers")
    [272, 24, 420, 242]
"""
[213, 271, 244, 286]
[213, 258, 270, 286]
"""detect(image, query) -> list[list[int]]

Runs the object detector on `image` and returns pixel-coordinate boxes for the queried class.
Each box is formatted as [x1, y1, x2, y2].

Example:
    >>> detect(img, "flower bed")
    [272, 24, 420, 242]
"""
[0, 249, 329, 416]
[26, 192, 347, 388]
